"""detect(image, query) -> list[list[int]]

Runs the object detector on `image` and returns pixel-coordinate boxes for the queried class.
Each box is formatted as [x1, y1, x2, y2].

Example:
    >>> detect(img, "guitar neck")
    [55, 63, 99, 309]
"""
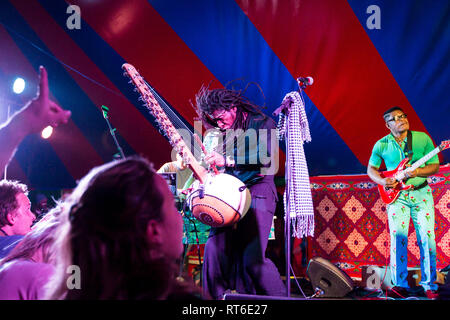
[410, 146, 440, 171]
[123, 64, 206, 183]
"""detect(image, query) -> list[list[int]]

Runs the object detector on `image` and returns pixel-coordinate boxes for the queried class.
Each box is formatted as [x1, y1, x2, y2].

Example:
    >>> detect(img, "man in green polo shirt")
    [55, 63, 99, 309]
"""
[367, 106, 440, 299]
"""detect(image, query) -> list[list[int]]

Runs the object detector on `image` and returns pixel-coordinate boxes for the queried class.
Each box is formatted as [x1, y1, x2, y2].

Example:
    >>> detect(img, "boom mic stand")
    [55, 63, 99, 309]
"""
[101, 105, 126, 159]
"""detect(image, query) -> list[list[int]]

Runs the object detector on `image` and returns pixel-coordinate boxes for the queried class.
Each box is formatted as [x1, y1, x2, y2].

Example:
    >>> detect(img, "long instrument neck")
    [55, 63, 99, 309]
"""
[144, 91, 206, 183]
[123, 64, 206, 183]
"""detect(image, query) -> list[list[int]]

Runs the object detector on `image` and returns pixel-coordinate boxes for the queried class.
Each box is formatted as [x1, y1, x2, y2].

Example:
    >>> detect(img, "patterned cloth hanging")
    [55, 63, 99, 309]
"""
[277, 91, 315, 238]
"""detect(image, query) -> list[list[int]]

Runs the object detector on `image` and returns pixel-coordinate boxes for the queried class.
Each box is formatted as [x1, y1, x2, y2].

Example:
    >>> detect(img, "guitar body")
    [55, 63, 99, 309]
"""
[187, 173, 251, 227]
[378, 158, 414, 204]
[376, 138, 449, 204]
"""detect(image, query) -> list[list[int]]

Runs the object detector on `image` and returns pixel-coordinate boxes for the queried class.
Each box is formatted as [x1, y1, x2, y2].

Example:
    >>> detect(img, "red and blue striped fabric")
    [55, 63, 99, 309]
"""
[0, 0, 448, 190]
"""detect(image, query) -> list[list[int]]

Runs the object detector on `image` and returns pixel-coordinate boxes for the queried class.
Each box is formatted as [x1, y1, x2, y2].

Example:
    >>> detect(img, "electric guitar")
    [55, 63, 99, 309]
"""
[122, 63, 251, 227]
[378, 139, 450, 204]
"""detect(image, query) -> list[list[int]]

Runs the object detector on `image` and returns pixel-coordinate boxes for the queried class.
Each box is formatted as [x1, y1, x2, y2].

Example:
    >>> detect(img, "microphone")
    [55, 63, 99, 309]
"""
[272, 97, 292, 116]
[296, 76, 314, 86]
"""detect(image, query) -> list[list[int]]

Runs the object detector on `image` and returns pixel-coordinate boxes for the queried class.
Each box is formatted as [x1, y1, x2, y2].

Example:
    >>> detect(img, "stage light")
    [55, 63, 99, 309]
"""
[12, 77, 26, 94]
[41, 126, 53, 139]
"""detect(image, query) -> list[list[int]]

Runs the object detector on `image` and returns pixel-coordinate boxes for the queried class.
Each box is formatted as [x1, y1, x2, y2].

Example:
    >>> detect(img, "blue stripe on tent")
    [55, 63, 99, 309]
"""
[0, 64, 74, 188]
[14, 135, 77, 189]
[0, 68, 35, 185]
[36, 0, 194, 135]
[0, 0, 135, 163]
[0, 4, 76, 188]
[347, 0, 450, 164]
[148, 0, 366, 175]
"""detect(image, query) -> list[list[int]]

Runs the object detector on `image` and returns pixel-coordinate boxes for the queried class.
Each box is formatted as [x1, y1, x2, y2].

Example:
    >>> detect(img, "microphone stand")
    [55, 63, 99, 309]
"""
[273, 78, 310, 298]
[101, 105, 125, 159]
[273, 97, 294, 297]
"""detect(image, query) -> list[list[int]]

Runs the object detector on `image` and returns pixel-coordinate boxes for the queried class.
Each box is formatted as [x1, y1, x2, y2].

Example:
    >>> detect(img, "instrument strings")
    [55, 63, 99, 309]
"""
[143, 80, 204, 159]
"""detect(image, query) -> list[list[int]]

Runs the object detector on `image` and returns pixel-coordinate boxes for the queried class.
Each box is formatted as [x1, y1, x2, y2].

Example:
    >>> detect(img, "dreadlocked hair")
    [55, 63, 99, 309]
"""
[195, 84, 264, 130]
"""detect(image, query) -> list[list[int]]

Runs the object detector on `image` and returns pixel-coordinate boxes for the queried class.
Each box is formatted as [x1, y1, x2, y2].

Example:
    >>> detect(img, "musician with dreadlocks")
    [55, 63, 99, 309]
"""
[195, 85, 286, 299]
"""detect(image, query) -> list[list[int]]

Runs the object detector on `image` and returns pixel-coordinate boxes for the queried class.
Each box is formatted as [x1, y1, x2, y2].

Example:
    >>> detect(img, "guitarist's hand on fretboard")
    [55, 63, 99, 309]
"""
[403, 164, 418, 179]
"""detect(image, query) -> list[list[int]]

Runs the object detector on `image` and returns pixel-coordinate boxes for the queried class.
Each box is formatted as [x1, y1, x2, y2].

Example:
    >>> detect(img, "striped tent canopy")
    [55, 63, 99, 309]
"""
[0, 0, 448, 191]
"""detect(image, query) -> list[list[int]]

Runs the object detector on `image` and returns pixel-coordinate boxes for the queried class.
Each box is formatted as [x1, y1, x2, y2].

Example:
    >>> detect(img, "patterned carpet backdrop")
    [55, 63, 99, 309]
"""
[309, 165, 450, 278]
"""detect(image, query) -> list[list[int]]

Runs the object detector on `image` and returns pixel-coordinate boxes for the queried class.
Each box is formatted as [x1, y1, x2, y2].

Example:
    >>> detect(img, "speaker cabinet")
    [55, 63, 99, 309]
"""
[306, 257, 354, 298]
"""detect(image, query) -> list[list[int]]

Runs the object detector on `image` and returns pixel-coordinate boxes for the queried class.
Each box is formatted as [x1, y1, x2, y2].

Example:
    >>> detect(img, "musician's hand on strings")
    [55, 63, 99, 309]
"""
[16, 66, 71, 134]
[384, 177, 398, 189]
[404, 164, 418, 179]
[204, 151, 225, 167]
[175, 154, 188, 170]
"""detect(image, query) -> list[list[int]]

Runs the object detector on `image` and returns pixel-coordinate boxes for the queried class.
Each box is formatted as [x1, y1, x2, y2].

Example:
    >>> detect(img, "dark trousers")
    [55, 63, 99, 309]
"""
[202, 182, 286, 299]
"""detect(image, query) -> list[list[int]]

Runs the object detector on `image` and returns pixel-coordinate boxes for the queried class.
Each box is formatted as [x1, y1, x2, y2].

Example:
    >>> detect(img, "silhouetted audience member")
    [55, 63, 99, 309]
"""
[0, 65, 70, 260]
[34, 193, 49, 222]
[0, 208, 60, 299]
[0, 180, 36, 258]
[46, 156, 203, 300]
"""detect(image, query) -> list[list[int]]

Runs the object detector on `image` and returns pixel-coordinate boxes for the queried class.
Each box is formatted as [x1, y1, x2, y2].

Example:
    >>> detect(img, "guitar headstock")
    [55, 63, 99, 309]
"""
[123, 63, 152, 96]
[122, 63, 138, 82]
[122, 62, 178, 148]
[121, 63, 204, 182]
[440, 140, 450, 151]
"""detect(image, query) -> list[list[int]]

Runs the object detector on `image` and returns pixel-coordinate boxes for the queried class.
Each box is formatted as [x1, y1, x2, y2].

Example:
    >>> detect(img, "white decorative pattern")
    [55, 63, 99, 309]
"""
[315, 196, 338, 222]
[435, 190, 450, 221]
[326, 182, 350, 190]
[342, 196, 366, 224]
[371, 198, 388, 224]
[344, 229, 368, 257]
[316, 227, 339, 255]
[373, 231, 390, 259]
[427, 175, 445, 185]
[437, 230, 450, 257]
[311, 182, 324, 190]
[353, 181, 377, 190]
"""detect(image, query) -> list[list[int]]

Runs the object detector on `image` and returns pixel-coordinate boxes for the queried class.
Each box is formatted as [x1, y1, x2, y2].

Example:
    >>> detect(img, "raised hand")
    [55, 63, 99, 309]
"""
[0, 66, 71, 171]
[16, 66, 71, 134]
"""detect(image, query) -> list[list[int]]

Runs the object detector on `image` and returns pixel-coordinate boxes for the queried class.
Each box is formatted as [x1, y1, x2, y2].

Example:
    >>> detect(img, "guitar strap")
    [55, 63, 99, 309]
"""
[405, 130, 429, 190]
[404, 130, 413, 160]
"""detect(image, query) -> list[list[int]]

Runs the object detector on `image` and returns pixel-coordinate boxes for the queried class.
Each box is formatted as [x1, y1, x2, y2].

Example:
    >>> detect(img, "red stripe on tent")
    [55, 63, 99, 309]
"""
[10, 0, 176, 169]
[237, 0, 430, 167]
[0, 24, 102, 180]
[71, 0, 220, 124]
[72, 0, 286, 174]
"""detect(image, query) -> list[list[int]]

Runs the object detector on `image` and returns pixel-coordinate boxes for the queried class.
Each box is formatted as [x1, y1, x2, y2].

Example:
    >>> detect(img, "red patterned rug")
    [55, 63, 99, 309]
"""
[308, 165, 450, 278]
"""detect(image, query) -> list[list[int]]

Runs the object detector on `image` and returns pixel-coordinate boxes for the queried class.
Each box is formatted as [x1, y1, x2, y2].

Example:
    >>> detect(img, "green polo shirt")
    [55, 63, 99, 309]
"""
[368, 131, 439, 187]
